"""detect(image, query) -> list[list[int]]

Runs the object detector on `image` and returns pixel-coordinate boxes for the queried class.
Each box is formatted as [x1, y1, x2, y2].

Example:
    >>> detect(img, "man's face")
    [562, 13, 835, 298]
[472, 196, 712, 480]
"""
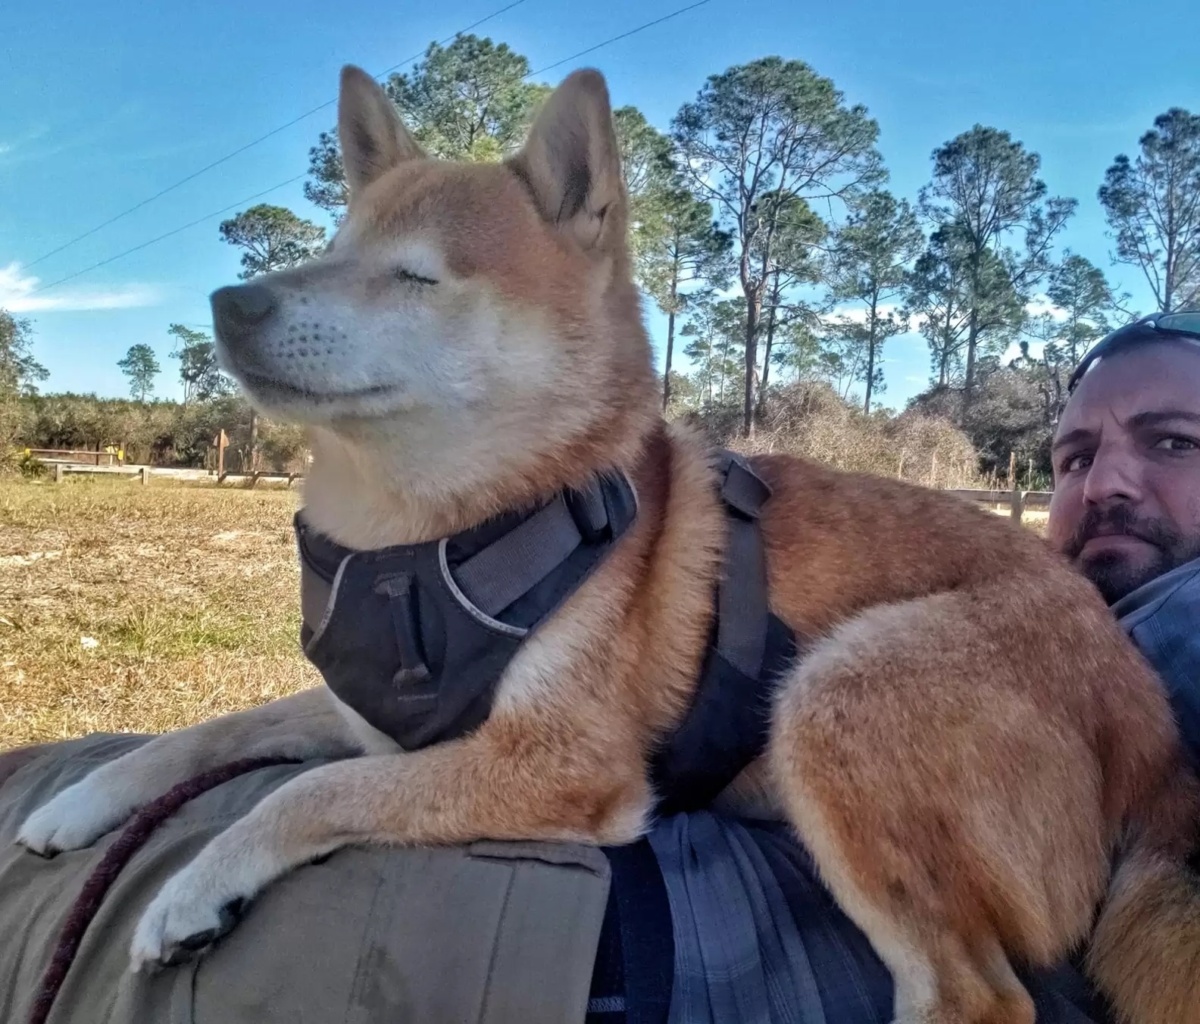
[1048, 340, 1200, 604]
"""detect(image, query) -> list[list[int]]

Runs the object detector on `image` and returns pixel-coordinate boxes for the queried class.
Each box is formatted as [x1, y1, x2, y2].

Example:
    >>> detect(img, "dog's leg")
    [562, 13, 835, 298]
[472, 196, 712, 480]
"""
[770, 592, 1108, 1024]
[17, 687, 359, 855]
[127, 727, 649, 969]
[787, 846, 1034, 1024]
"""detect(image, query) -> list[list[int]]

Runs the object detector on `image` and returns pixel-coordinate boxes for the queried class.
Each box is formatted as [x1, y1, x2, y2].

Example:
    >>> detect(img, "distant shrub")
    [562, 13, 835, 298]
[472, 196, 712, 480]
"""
[680, 380, 984, 488]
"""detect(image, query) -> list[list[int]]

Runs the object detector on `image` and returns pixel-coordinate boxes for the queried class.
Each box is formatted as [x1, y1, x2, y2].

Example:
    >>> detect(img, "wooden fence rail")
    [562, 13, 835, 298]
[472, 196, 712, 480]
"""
[944, 488, 1052, 522]
[26, 449, 118, 467]
[52, 464, 148, 484]
[32, 446, 1043, 520]
[214, 470, 303, 487]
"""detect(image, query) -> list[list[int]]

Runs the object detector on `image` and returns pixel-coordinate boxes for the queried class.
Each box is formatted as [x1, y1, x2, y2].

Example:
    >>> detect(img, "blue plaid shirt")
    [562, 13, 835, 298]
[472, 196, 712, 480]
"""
[591, 562, 1200, 1024]
[1113, 556, 1200, 761]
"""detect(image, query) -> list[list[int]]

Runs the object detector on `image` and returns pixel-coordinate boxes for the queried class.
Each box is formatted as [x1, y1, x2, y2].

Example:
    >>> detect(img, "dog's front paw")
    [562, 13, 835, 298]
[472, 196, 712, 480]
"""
[127, 766, 345, 969]
[16, 775, 136, 855]
[129, 863, 248, 970]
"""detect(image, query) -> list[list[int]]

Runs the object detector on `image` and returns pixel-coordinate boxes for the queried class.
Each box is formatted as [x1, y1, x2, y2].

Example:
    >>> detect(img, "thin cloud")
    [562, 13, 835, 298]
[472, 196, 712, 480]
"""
[0, 106, 141, 169]
[0, 262, 160, 313]
[0, 124, 53, 166]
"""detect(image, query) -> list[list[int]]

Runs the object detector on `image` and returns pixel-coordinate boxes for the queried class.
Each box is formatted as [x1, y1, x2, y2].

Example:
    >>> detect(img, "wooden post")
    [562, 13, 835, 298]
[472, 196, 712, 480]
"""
[1009, 451, 1023, 523]
[248, 412, 259, 474]
[215, 429, 228, 481]
[139, 467, 149, 486]
[54, 463, 64, 484]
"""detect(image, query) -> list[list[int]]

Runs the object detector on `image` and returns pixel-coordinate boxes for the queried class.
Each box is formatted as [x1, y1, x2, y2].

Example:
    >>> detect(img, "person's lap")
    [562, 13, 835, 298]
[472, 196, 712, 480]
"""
[0, 734, 609, 1024]
[0, 735, 1113, 1024]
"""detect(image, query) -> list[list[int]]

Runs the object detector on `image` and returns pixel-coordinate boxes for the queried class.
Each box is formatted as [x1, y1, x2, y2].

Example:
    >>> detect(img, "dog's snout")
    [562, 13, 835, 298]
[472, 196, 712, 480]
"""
[211, 284, 277, 337]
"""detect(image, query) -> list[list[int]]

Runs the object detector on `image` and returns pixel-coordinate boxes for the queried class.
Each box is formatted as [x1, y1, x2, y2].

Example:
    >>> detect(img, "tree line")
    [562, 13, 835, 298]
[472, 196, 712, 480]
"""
[3, 36, 1198, 478]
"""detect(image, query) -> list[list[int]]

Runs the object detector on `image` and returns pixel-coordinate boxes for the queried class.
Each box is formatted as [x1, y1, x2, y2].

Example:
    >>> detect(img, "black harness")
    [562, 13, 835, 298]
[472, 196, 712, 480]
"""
[296, 451, 796, 812]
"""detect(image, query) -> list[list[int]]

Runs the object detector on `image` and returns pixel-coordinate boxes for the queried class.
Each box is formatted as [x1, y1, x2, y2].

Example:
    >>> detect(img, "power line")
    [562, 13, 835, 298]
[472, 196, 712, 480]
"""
[31, 0, 715, 295]
[31, 174, 307, 294]
[447, 1, 714, 136]
[526, 0, 710, 77]
[22, 0, 531, 270]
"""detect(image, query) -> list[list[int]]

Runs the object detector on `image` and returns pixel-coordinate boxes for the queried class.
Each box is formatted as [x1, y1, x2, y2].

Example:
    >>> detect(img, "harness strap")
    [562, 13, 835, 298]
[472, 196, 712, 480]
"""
[298, 475, 615, 636]
[650, 451, 797, 815]
[712, 455, 772, 679]
[453, 492, 591, 618]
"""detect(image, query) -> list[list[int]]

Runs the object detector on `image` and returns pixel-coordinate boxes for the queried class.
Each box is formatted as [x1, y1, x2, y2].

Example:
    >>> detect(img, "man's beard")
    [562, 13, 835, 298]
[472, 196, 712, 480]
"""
[1064, 504, 1200, 604]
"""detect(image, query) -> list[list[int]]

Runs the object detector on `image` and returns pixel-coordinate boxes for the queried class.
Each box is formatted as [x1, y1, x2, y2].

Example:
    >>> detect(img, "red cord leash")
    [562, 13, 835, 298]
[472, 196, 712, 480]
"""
[26, 757, 297, 1024]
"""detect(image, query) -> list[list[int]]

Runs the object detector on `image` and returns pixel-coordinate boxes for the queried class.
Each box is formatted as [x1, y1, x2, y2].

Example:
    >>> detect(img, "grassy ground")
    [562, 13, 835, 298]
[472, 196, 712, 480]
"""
[0, 474, 1050, 748]
[0, 476, 315, 746]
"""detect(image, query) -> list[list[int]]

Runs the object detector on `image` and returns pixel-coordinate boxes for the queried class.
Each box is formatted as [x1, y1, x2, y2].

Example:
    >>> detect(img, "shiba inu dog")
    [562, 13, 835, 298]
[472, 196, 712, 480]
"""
[18, 65, 1200, 1023]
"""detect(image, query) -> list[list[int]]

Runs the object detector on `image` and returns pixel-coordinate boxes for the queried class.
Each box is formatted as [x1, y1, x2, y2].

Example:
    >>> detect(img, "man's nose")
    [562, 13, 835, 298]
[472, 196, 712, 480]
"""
[211, 284, 277, 339]
[1083, 444, 1146, 507]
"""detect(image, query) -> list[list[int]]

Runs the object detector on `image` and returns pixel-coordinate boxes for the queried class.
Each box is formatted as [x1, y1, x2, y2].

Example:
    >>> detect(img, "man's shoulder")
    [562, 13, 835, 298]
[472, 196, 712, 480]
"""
[1113, 557, 1200, 636]
[1114, 558, 1200, 755]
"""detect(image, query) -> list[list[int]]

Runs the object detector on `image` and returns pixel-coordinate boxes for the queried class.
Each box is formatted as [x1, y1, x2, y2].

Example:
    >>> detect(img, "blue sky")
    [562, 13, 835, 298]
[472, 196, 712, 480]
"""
[1, 0, 1195, 408]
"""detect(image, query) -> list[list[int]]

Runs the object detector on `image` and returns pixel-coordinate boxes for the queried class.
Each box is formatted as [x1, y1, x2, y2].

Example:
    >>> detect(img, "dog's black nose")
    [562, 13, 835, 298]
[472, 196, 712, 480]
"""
[211, 284, 277, 336]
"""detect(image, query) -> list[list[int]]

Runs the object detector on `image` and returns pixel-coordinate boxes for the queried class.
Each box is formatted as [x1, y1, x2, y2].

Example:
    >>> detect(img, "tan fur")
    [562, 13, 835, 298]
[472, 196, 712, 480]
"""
[18, 66, 1200, 1019]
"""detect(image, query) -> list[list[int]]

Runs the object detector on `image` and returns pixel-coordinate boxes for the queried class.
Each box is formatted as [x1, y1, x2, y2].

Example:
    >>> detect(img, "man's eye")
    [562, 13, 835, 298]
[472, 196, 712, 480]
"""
[1152, 436, 1199, 453]
[1063, 453, 1093, 473]
[395, 268, 438, 286]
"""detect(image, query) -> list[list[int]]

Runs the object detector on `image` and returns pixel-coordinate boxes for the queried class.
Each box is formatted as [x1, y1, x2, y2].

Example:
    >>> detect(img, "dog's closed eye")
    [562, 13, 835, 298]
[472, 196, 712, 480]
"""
[395, 268, 438, 286]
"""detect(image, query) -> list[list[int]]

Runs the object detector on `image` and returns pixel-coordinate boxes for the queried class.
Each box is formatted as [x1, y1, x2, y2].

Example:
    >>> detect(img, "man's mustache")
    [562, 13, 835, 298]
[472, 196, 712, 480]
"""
[1065, 505, 1171, 560]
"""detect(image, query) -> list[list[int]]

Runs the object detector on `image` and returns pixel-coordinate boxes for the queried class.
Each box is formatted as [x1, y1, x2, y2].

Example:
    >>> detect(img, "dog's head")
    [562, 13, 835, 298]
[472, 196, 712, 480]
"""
[211, 66, 656, 539]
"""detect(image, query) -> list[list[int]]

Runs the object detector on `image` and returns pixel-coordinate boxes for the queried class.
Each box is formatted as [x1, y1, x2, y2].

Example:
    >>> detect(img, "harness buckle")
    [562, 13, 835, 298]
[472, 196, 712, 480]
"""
[392, 664, 432, 687]
[374, 573, 434, 691]
[565, 482, 611, 544]
[718, 454, 772, 521]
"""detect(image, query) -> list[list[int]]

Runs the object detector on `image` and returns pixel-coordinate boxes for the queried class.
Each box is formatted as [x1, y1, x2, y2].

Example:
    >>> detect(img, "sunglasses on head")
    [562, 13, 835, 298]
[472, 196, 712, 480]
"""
[1068, 311, 1200, 393]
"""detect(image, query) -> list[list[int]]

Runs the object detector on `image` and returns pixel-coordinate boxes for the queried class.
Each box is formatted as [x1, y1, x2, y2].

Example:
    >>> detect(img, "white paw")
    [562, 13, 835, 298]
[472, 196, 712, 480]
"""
[129, 862, 247, 970]
[16, 776, 135, 855]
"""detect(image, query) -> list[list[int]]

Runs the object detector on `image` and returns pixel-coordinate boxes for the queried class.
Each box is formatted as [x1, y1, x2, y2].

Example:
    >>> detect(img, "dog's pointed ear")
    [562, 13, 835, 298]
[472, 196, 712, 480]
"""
[508, 69, 626, 252]
[338, 65, 425, 194]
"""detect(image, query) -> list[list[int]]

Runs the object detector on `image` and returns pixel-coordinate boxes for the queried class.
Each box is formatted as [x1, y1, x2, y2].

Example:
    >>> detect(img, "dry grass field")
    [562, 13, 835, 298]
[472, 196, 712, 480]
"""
[0, 476, 316, 747]
[0, 474, 1049, 748]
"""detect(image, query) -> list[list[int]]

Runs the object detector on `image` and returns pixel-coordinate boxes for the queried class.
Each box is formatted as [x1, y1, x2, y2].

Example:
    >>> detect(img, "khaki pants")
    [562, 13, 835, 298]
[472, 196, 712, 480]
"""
[0, 735, 610, 1024]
